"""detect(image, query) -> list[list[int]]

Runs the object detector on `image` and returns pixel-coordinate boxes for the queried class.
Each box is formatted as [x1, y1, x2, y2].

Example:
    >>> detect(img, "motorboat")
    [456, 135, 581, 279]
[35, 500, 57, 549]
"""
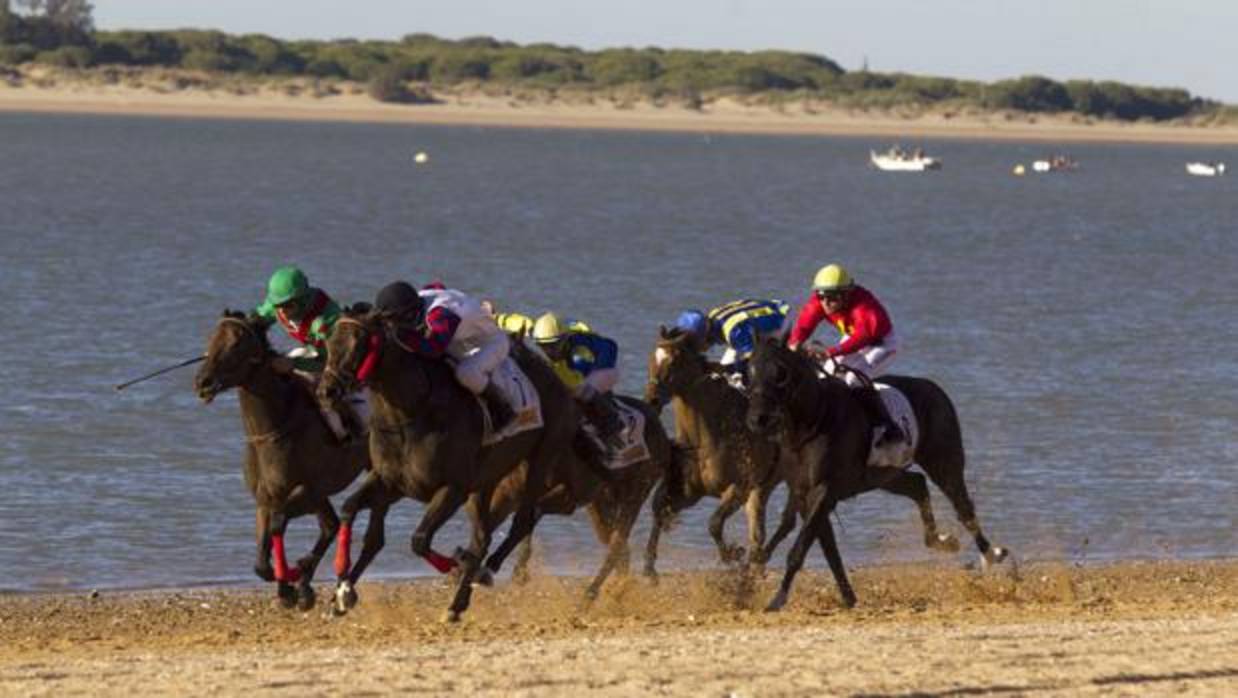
[1186, 162, 1226, 177]
[870, 146, 942, 172]
[1031, 155, 1078, 173]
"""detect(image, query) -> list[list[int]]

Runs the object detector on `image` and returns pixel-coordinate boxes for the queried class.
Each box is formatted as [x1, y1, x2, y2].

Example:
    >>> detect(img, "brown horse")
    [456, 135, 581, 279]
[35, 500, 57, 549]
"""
[487, 341, 677, 600]
[193, 311, 370, 610]
[746, 336, 1008, 611]
[642, 327, 784, 577]
[317, 306, 588, 621]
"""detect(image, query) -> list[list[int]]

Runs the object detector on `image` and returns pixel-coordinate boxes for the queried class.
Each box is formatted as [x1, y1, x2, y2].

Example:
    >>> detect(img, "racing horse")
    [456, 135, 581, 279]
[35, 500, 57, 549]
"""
[317, 305, 589, 621]
[746, 335, 1008, 610]
[193, 311, 370, 610]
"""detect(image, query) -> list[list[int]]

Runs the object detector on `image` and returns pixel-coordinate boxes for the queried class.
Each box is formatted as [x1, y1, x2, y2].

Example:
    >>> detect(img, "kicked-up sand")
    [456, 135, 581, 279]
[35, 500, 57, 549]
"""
[1, 559, 1235, 696]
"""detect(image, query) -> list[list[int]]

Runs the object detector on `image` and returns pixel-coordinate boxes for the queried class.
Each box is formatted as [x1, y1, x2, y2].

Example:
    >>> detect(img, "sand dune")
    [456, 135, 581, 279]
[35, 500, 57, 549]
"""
[3, 66, 1238, 143]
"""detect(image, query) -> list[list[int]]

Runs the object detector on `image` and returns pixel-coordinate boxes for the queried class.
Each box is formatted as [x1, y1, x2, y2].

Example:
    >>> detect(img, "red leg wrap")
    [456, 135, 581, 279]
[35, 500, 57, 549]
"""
[272, 534, 302, 583]
[425, 549, 458, 574]
[334, 524, 352, 578]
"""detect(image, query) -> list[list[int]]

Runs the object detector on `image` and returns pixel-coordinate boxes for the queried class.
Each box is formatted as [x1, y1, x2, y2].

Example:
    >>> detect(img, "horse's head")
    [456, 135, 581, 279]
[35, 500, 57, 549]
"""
[746, 334, 814, 433]
[317, 303, 375, 411]
[194, 310, 272, 403]
[646, 325, 709, 411]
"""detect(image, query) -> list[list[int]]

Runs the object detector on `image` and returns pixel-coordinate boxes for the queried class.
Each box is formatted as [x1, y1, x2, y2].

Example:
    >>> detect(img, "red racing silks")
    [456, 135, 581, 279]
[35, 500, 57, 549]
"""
[354, 333, 384, 384]
[334, 524, 352, 578]
[277, 290, 330, 347]
[424, 550, 458, 574]
[271, 534, 302, 584]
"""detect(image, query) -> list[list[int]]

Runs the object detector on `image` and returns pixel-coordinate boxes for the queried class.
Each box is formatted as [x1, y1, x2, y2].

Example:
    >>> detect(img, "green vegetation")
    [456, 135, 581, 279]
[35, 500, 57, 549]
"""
[0, 1, 1223, 121]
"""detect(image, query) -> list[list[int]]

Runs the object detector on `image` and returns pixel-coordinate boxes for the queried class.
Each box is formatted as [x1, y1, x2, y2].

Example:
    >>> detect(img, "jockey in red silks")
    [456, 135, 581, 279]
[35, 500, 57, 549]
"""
[787, 263, 906, 446]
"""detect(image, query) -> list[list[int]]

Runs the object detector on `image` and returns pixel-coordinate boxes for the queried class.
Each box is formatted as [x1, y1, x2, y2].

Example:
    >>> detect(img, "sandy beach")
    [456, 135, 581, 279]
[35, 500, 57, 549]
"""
[3, 66, 1238, 144]
[2, 560, 1235, 696]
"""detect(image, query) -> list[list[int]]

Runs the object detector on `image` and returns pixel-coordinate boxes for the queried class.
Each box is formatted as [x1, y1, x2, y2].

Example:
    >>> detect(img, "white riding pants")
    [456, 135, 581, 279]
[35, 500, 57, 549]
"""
[824, 330, 899, 387]
[454, 331, 510, 394]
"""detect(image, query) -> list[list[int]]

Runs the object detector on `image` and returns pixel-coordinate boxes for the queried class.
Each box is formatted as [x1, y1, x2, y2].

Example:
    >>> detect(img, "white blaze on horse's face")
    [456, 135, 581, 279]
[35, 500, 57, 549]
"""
[654, 347, 670, 370]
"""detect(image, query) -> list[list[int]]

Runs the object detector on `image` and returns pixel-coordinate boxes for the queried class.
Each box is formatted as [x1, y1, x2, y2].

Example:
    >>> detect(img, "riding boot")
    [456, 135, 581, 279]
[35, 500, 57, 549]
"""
[855, 386, 905, 447]
[481, 380, 516, 433]
[583, 392, 626, 454]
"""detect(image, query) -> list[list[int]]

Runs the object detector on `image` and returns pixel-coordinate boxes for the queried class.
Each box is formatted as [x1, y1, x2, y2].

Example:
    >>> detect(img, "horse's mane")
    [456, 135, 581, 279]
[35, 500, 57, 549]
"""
[220, 307, 273, 354]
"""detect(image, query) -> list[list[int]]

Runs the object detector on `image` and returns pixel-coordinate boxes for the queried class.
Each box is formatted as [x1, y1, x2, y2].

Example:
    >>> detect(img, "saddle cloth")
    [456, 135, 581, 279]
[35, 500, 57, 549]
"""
[868, 383, 920, 469]
[481, 358, 544, 446]
[585, 398, 651, 470]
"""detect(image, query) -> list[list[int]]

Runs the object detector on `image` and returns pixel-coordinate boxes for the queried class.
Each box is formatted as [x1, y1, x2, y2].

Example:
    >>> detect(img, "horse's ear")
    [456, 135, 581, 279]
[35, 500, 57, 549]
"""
[658, 324, 669, 340]
[345, 302, 373, 316]
[222, 308, 246, 320]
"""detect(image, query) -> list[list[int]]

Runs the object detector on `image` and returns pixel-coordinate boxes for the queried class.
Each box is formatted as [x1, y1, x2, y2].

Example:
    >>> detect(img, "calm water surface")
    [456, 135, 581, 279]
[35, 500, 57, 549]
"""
[0, 113, 1234, 591]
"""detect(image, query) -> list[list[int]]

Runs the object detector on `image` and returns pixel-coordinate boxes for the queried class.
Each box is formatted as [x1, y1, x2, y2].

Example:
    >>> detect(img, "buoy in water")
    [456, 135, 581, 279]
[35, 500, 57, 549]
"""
[1012, 164, 1026, 176]
[414, 151, 429, 164]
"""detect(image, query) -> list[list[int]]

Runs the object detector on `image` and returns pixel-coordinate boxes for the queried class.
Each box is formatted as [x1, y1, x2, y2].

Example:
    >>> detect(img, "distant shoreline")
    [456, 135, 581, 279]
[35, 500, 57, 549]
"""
[4, 67, 1238, 144]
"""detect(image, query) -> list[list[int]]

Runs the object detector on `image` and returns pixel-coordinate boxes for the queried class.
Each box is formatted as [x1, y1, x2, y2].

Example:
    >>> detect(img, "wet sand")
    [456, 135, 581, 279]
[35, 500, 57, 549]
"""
[2, 68, 1238, 143]
[2, 560, 1235, 696]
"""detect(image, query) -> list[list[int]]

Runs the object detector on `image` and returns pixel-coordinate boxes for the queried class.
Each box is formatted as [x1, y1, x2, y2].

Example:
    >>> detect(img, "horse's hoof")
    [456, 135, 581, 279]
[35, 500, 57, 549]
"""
[840, 590, 858, 609]
[982, 546, 1010, 570]
[582, 586, 600, 603]
[764, 590, 788, 613]
[297, 584, 317, 612]
[643, 569, 659, 585]
[441, 609, 462, 624]
[254, 565, 276, 583]
[930, 533, 961, 553]
[276, 583, 297, 609]
[512, 568, 531, 586]
[474, 567, 495, 588]
[333, 581, 357, 616]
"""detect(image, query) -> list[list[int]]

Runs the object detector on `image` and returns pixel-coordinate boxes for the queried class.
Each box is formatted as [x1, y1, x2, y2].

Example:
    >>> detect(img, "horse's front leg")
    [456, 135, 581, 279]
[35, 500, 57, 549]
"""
[445, 491, 493, 623]
[266, 508, 300, 609]
[332, 472, 400, 616]
[409, 483, 469, 576]
[743, 486, 770, 573]
[253, 507, 275, 582]
[708, 485, 745, 564]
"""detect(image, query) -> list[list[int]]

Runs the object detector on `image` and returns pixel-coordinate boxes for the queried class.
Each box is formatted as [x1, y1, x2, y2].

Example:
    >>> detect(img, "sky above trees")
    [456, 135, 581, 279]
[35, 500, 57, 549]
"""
[89, 0, 1236, 102]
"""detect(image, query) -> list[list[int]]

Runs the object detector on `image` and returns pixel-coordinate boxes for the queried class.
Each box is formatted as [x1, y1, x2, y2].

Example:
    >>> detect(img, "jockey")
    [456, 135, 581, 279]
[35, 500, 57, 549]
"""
[787, 263, 906, 446]
[253, 265, 364, 441]
[481, 300, 536, 339]
[370, 281, 516, 432]
[531, 312, 625, 451]
[676, 298, 791, 380]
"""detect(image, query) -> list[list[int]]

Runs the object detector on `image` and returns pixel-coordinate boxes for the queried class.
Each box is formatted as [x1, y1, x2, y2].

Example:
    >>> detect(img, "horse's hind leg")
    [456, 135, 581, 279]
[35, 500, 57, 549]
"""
[446, 491, 494, 623]
[813, 507, 856, 608]
[643, 481, 697, 581]
[923, 457, 1008, 567]
[709, 485, 746, 565]
[289, 501, 339, 611]
[879, 471, 959, 553]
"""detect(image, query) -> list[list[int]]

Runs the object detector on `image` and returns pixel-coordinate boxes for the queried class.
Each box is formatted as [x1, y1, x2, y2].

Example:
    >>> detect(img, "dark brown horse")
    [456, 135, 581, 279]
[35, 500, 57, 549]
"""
[489, 341, 677, 600]
[317, 307, 587, 621]
[643, 327, 784, 576]
[193, 311, 370, 610]
[746, 336, 1008, 611]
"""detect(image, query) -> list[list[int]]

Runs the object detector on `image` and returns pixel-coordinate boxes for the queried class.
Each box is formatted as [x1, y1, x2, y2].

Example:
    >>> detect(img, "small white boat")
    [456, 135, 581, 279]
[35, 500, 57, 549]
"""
[1031, 155, 1078, 173]
[1186, 162, 1225, 177]
[870, 148, 942, 172]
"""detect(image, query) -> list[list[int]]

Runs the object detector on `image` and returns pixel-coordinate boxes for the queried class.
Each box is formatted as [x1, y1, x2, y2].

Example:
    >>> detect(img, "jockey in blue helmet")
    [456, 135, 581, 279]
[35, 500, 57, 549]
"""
[675, 299, 791, 379]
